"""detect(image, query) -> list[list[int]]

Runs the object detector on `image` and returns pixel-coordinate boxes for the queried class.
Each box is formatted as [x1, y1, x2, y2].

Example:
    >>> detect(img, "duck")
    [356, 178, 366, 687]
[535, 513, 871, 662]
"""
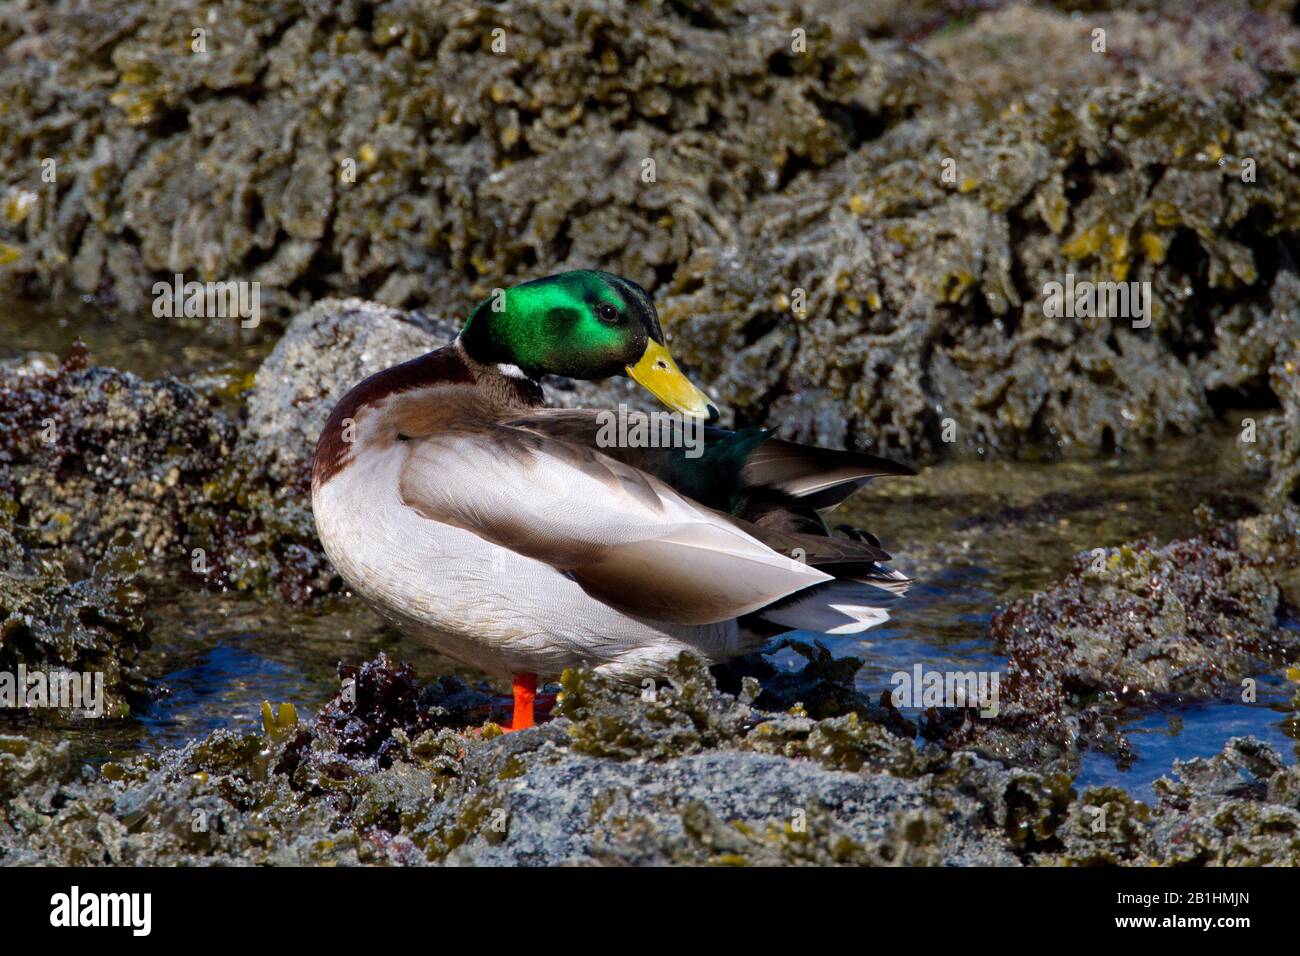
[311, 270, 914, 730]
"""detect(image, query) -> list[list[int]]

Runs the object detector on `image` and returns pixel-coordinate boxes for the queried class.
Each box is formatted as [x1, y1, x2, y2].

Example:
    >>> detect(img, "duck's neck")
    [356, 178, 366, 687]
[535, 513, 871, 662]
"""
[313, 340, 545, 491]
[453, 335, 545, 409]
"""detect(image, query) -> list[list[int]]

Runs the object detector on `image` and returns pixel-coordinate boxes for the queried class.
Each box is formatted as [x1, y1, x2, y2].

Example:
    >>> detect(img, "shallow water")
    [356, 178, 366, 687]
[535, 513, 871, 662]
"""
[111, 422, 1296, 801]
[0, 294, 273, 381]
[3, 294, 1297, 800]
[808, 433, 1300, 795]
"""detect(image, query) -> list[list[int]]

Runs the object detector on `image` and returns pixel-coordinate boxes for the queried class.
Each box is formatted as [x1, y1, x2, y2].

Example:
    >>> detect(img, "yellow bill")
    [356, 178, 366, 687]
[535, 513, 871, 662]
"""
[626, 339, 718, 420]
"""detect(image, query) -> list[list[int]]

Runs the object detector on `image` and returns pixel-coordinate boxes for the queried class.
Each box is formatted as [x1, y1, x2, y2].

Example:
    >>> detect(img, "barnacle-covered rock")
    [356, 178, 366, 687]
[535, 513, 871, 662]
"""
[3, 2, 1298, 465]
[1050, 738, 1300, 865]
[0, 344, 235, 561]
[931, 526, 1300, 770]
[0, 347, 232, 717]
[0, 650, 1011, 865]
[0, 523, 148, 720]
[992, 536, 1293, 701]
[1237, 298, 1300, 509]
[6, 646, 1300, 866]
[918, 2, 1300, 106]
[0, 0, 940, 317]
[660, 82, 1300, 459]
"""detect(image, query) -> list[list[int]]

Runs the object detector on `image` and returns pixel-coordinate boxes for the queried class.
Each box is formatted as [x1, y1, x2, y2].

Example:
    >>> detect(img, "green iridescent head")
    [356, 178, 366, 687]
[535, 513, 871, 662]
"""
[460, 270, 716, 418]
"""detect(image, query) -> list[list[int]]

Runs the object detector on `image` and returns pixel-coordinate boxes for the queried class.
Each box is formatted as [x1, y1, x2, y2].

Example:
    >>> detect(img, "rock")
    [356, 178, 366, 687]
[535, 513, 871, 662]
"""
[0, 526, 149, 720]
[0, 335, 338, 606]
[932, 527, 1300, 770]
[6, 2, 1297, 463]
[0, 347, 237, 717]
[8, 647, 1295, 866]
[0, 344, 236, 562]
[434, 747, 1003, 866]
[0, 0, 940, 316]
[659, 82, 1300, 459]
[0, 651, 1020, 866]
[918, 2, 1299, 106]
[243, 298, 460, 488]
[1049, 737, 1300, 866]
[0, 347, 248, 718]
[1230, 276, 1300, 510]
[992, 536, 1293, 701]
[1233, 505, 1300, 574]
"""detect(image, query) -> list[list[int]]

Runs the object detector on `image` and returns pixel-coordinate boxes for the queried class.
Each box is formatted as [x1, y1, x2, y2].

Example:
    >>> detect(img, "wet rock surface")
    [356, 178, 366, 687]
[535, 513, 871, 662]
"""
[1238, 287, 1300, 511]
[2, 0, 1297, 461]
[0, 651, 1048, 866]
[0, 344, 235, 562]
[995, 537, 1293, 702]
[1, 0, 1299, 867]
[3, 651, 1296, 866]
[933, 518, 1300, 770]
[1046, 737, 1300, 866]
[0, 339, 336, 604]
[0, 346, 233, 717]
[0, 494, 149, 720]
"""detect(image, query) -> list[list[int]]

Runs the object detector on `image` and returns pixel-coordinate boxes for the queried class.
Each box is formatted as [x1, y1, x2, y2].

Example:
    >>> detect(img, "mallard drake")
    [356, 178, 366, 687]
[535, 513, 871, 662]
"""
[312, 271, 914, 730]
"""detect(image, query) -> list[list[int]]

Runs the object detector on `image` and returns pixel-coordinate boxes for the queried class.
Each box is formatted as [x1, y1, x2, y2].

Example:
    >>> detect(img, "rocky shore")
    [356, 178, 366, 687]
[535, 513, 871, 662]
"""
[4, 646, 1299, 865]
[2, 1, 1298, 464]
[2, 0, 1299, 866]
[3, 292, 1299, 867]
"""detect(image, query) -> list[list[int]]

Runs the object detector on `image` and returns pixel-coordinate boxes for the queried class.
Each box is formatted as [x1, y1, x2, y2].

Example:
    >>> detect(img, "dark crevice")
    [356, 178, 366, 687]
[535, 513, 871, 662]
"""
[810, 93, 889, 151]
[773, 149, 822, 192]
[1226, 208, 1293, 287]
[766, 51, 795, 77]
[739, 311, 780, 345]
[1206, 378, 1281, 416]
[1061, 150, 1128, 208]
[665, 0, 728, 30]
[150, 107, 189, 138]
[514, 245, 538, 272]
[651, 262, 676, 293]
[966, 284, 998, 330]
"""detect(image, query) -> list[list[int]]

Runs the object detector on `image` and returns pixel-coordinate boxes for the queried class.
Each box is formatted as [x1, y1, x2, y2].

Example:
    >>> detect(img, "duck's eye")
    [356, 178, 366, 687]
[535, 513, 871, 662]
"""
[596, 302, 619, 323]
